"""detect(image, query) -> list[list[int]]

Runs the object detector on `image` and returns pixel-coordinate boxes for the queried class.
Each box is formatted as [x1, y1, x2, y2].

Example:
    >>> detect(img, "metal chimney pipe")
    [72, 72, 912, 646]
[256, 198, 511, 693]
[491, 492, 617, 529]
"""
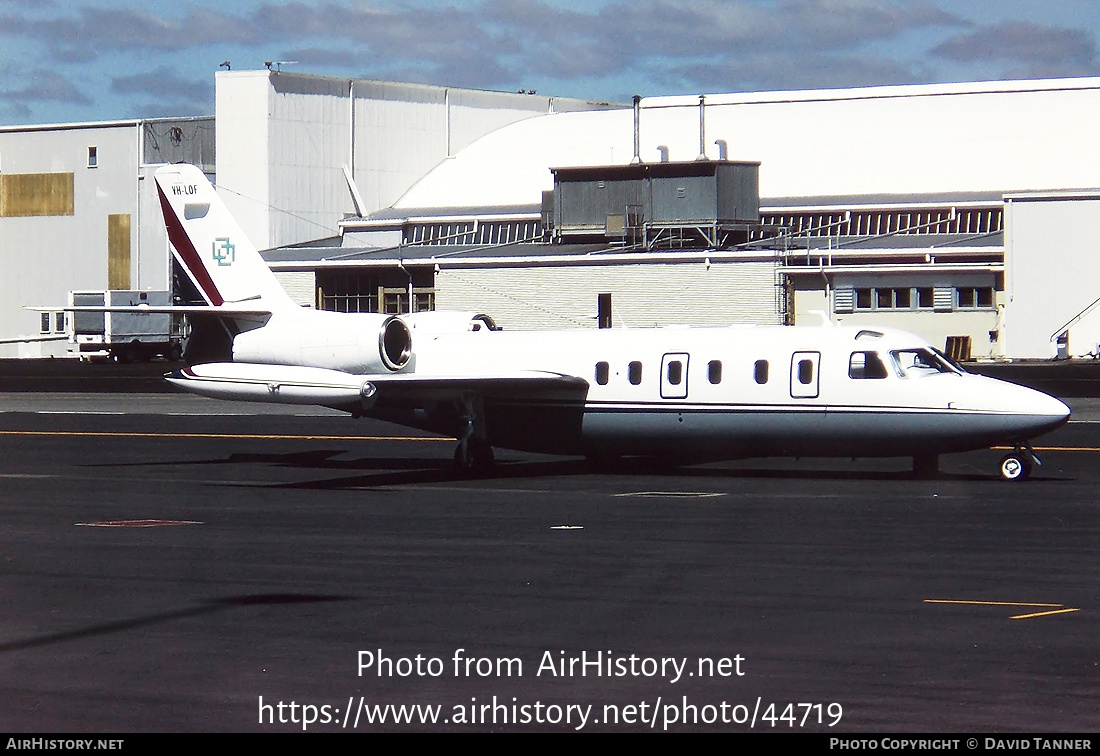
[714, 139, 728, 160]
[631, 95, 643, 164]
[696, 95, 708, 161]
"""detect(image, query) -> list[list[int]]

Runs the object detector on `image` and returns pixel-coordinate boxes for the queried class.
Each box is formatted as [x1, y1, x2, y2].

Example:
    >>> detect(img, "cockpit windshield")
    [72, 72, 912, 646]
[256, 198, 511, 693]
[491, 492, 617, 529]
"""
[890, 348, 964, 377]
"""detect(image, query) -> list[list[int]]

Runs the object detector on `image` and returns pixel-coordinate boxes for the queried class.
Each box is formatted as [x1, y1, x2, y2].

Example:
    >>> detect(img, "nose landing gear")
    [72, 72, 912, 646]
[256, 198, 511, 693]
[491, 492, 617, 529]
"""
[999, 443, 1041, 481]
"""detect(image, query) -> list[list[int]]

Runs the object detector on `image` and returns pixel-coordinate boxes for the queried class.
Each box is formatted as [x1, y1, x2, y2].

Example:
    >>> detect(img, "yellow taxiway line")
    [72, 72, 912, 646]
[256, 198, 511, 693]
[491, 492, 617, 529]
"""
[925, 599, 1080, 620]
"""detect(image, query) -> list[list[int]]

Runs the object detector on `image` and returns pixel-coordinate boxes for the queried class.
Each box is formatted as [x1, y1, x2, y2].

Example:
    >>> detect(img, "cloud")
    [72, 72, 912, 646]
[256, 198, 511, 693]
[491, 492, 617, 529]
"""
[0, 69, 92, 105]
[933, 20, 1098, 69]
[111, 66, 211, 103]
[0, 5, 259, 61]
[0, 1, 966, 78]
[9, 0, 1098, 122]
[664, 50, 934, 93]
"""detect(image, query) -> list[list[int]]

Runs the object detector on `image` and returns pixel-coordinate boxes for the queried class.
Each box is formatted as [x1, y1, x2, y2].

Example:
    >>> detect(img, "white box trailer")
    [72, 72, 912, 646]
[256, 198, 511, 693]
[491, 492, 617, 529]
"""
[69, 290, 184, 362]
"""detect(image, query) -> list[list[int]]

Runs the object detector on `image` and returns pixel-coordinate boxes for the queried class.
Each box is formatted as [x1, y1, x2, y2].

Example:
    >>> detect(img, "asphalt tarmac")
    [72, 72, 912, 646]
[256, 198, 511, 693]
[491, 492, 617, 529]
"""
[1, 392, 1098, 733]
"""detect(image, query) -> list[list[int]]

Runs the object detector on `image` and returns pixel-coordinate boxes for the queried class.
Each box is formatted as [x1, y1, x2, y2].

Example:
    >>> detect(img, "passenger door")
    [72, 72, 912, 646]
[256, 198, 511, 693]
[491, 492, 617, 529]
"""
[790, 351, 820, 399]
[660, 353, 689, 399]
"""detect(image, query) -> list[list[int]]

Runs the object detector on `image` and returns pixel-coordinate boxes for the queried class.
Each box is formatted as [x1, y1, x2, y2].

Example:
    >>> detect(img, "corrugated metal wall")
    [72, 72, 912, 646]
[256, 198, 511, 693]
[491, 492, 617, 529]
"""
[1004, 194, 1100, 358]
[216, 71, 621, 252]
[435, 261, 780, 330]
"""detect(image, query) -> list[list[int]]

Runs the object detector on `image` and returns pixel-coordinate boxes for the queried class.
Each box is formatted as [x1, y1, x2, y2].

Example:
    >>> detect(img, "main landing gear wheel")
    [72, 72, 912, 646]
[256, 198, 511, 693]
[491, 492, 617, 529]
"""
[453, 393, 494, 476]
[912, 454, 939, 479]
[454, 437, 495, 477]
[999, 453, 1032, 482]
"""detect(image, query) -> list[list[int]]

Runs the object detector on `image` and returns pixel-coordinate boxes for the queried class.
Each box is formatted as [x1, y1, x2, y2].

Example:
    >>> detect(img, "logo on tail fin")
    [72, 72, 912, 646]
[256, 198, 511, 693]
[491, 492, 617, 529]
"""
[212, 237, 236, 267]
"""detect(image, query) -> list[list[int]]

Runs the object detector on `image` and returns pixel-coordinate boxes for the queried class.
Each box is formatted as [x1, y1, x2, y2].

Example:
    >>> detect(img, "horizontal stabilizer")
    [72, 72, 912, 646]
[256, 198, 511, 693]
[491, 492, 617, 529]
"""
[0, 335, 68, 345]
[28, 305, 272, 317]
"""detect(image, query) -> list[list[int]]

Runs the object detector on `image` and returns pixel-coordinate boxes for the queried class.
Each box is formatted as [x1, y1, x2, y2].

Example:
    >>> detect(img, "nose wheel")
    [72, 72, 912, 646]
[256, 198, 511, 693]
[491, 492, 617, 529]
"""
[999, 444, 1040, 481]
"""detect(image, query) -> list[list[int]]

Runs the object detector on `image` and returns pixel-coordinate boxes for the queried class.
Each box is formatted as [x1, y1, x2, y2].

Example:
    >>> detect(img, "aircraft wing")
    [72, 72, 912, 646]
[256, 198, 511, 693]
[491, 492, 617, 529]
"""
[166, 362, 589, 408]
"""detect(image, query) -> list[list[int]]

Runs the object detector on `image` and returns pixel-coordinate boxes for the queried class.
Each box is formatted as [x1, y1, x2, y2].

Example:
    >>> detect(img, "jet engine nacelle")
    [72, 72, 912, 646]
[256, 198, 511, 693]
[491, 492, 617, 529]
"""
[233, 310, 412, 373]
[400, 311, 498, 334]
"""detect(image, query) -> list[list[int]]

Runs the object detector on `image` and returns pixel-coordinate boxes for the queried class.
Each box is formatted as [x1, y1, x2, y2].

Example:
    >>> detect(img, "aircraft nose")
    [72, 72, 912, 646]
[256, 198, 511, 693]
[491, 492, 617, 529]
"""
[1017, 384, 1070, 433]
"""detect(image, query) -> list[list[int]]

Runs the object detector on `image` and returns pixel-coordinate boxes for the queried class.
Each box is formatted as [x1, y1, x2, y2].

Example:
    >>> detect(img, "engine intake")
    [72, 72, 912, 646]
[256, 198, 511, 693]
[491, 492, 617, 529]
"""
[379, 316, 412, 371]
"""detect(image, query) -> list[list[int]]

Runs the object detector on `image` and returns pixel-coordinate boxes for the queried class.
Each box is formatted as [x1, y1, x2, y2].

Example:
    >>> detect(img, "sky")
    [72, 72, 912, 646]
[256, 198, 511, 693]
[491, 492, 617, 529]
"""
[2, 0, 1100, 125]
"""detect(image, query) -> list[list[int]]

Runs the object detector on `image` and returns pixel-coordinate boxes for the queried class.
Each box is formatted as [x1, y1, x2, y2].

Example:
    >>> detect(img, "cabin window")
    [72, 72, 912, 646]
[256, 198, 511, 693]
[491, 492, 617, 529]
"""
[754, 359, 768, 384]
[55, 312, 65, 333]
[87, 146, 98, 168]
[797, 359, 814, 385]
[595, 361, 609, 386]
[667, 361, 683, 386]
[849, 351, 888, 379]
[628, 361, 642, 385]
[707, 360, 722, 384]
[40, 312, 51, 334]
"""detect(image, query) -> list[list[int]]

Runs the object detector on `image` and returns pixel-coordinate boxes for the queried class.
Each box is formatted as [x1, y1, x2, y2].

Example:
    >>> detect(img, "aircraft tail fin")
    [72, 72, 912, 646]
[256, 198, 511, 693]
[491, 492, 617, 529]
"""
[154, 164, 296, 312]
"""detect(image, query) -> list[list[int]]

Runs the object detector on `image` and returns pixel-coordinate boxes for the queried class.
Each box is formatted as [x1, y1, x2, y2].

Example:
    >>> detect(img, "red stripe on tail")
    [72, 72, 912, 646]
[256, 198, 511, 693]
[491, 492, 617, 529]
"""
[158, 183, 224, 306]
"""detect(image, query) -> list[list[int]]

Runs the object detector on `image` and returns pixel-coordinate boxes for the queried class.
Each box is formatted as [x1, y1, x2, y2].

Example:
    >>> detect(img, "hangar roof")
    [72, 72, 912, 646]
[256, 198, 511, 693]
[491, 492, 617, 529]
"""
[394, 77, 1100, 213]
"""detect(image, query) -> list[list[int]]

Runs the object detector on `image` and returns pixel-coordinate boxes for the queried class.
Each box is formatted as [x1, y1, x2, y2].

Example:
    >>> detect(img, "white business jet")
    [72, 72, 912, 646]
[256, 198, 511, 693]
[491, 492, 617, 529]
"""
[153, 164, 1067, 481]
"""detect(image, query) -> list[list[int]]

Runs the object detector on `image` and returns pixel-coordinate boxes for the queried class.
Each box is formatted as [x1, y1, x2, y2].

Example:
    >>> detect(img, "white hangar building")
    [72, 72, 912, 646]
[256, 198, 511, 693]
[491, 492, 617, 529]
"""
[256, 75, 1100, 361]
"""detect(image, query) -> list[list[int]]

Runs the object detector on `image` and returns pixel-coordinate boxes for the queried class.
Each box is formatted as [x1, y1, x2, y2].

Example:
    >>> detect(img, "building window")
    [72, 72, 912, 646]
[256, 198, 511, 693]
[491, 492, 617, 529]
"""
[841, 284, 991, 314]
[956, 287, 994, 309]
[87, 146, 98, 168]
[851, 287, 937, 312]
[317, 268, 434, 314]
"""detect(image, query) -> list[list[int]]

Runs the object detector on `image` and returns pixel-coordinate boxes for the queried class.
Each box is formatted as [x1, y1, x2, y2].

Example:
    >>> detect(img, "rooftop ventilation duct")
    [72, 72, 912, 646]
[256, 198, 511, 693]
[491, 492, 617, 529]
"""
[696, 95, 709, 161]
[631, 95, 643, 165]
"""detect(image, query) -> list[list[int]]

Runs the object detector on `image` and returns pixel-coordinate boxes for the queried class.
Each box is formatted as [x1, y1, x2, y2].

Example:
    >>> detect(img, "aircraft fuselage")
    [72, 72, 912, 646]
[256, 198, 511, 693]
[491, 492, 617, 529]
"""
[367, 324, 1069, 461]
